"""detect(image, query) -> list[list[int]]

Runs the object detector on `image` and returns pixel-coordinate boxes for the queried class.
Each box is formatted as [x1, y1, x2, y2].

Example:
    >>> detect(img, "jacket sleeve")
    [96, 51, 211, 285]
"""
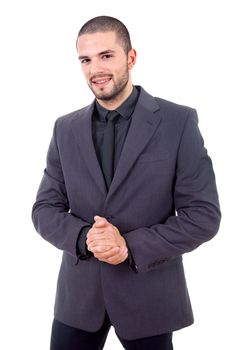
[124, 109, 221, 273]
[32, 119, 91, 257]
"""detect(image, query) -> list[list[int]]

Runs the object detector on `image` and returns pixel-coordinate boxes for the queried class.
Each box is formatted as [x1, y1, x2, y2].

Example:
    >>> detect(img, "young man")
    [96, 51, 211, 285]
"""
[32, 16, 221, 350]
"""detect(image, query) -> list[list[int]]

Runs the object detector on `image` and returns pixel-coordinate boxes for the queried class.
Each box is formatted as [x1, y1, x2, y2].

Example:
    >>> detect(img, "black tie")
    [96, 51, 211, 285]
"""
[101, 110, 119, 190]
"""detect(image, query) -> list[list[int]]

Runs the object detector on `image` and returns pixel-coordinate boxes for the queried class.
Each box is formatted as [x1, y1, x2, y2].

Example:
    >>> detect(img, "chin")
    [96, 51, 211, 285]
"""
[93, 89, 115, 101]
[96, 93, 115, 101]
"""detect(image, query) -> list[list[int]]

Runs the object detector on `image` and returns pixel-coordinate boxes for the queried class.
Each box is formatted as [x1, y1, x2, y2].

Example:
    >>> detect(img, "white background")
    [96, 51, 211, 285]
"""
[0, 0, 232, 349]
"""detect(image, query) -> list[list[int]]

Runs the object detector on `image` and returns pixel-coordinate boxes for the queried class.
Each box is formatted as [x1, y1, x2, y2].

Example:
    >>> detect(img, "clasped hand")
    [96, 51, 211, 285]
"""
[86, 216, 128, 265]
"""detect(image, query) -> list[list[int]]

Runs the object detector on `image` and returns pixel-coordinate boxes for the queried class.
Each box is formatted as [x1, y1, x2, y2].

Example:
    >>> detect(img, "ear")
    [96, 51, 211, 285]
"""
[128, 49, 137, 70]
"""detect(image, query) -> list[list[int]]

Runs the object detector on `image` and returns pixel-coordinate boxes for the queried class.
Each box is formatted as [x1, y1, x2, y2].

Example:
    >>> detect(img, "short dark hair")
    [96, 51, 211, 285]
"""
[77, 16, 132, 54]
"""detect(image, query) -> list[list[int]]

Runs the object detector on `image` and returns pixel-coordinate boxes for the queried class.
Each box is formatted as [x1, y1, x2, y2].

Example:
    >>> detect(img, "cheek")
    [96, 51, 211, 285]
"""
[112, 64, 127, 77]
[81, 66, 90, 80]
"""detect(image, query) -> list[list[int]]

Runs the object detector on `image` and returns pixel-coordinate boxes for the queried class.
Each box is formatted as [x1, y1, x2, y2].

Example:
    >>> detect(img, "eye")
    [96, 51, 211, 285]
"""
[80, 58, 90, 64]
[102, 54, 113, 60]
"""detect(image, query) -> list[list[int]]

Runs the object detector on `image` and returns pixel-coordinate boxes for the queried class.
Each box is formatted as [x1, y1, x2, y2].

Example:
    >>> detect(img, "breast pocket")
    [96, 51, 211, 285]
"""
[137, 151, 170, 163]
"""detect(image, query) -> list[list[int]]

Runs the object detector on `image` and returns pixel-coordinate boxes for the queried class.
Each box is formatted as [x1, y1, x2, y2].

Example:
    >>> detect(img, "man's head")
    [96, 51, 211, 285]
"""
[77, 16, 132, 55]
[76, 16, 136, 109]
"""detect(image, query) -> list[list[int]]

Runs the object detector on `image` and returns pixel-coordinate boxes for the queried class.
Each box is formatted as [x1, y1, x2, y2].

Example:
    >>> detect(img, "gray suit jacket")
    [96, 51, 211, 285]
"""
[32, 86, 221, 340]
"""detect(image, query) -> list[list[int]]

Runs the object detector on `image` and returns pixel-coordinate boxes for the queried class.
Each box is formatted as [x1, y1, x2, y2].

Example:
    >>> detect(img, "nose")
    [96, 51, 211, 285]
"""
[89, 58, 104, 77]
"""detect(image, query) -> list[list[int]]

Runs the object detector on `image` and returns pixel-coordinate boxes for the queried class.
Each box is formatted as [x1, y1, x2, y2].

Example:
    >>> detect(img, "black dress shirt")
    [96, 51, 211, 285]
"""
[77, 86, 139, 269]
[93, 86, 139, 174]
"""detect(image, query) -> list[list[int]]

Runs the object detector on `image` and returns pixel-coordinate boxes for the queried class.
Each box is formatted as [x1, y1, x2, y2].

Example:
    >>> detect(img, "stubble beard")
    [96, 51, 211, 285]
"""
[89, 66, 129, 103]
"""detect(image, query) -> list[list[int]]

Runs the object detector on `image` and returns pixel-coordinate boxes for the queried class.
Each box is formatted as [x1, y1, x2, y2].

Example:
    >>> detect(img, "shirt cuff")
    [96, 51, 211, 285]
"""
[76, 226, 92, 260]
[125, 239, 138, 273]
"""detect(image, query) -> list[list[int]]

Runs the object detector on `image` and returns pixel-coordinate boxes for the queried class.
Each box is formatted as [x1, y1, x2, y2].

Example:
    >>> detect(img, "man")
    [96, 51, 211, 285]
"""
[32, 16, 221, 350]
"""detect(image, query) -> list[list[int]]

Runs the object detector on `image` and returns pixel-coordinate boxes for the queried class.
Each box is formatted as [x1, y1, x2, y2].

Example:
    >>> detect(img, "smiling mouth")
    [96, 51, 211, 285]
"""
[91, 76, 112, 86]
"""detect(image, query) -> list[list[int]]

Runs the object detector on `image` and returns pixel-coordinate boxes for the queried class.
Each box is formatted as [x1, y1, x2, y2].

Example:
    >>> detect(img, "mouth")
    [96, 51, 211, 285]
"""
[90, 76, 112, 88]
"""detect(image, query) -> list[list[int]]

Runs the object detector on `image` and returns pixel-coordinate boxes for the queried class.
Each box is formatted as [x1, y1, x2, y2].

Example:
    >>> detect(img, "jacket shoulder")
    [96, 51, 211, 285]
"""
[154, 96, 198, 124]
[155, 96, 195, 114]
[55, 104, 92, 126]
[137, 86, 197, 122]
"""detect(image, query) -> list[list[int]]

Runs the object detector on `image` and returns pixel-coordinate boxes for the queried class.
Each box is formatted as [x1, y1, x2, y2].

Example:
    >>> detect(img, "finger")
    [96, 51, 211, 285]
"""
[106, 248, 128, 265]
[93, 217, 109, 228]
[87, 228, 105, 238]
[87, 237, 109, 246]
[86, 231, 105, 245]
[108, 247, 128, 263]
[89, 245, 113, 254]
[98, 250, 128, 265]
[87, 234, 114, 249]
[94, 247, 120, 259]
[95, 246, 128, 264]
[93, 221, 107, 229]
[93, 247, 120, 259]
[94, 215, 105, 221]
[87, 239, 115, 251]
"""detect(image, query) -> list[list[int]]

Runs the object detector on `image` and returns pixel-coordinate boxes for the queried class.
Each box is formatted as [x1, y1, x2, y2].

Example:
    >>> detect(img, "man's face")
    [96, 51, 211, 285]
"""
[77, 31, 135, 105]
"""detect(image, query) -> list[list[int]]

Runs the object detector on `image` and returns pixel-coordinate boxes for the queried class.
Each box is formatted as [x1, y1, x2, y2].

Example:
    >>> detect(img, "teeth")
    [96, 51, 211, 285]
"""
[92, 78, 111, 84]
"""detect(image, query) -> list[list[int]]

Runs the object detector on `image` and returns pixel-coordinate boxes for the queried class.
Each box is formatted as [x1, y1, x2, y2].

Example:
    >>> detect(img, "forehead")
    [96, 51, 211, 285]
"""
[77, 31, 123, 56]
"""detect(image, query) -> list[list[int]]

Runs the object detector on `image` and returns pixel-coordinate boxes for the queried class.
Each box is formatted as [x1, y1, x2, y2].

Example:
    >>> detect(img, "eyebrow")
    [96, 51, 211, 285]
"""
[78, 49, 115, 61]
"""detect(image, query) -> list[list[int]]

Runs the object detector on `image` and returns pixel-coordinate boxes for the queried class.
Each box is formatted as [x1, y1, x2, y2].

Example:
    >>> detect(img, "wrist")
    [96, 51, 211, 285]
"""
[112, 225, 126, 248]
[120, 235, 127, 248]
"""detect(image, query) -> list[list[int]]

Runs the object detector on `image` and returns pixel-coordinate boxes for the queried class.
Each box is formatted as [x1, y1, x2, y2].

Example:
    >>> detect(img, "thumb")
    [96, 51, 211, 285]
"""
[94, 215, 105, 222]
[93, 215, 108, 228]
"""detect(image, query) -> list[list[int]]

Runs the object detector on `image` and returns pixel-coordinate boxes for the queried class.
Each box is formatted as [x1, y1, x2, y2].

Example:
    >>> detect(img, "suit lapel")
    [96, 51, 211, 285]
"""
[71, 88, 161, 199]
[72, 102, 107, 195]
[107, 88, 161, 198]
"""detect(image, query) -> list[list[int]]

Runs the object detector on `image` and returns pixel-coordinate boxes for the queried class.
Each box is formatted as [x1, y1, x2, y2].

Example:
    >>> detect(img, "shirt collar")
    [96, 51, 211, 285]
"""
[95, 86, 139, 122]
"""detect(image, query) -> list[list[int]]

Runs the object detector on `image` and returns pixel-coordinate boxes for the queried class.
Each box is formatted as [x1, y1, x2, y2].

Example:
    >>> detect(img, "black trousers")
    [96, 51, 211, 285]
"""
[50, 314, 173, 350]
